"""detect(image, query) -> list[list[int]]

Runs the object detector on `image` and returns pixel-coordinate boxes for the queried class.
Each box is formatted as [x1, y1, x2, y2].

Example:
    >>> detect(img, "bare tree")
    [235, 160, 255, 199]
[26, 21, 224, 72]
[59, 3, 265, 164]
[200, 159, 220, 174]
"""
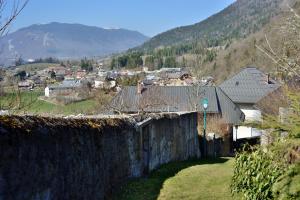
[0, 0, 29, 36]
[255, 4, 300, 80]
[137, 86, 175, 113]
[0, 0, 30, 114]
[186, 86, 206, 111]
[107, 85, 179, 115]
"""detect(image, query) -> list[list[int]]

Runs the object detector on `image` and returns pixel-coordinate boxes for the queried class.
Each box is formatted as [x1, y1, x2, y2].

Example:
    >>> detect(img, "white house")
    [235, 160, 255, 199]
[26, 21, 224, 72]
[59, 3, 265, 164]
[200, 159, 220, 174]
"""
[94, 80, 105, 89]
[98, 68, 107, 77]
[220, 67, 280, 141]
[233, 109, 262, 141]
[45, 79, 82, 97]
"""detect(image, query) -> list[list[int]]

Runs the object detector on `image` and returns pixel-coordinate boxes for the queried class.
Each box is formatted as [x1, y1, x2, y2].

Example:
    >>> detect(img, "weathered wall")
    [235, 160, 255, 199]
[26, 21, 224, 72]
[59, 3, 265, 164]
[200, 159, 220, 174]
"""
[0, 113, 199, 200]
[197, 113, 233, 157]
[146, 113, 199, 171]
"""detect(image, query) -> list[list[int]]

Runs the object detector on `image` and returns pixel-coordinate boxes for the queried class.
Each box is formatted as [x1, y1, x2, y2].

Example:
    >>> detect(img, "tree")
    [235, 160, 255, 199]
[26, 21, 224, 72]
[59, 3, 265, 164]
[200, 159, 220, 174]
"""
[0, 0, 31, 114]
[116, 75, 140, 86]
[145, 55, 155, 70]
[127, 52, 143, 68]
[15, 56, 24, 66]
[255, 5, 300, 80]
[50, 71, 56, 79]
[155, 57, 164, 69]
[181, 56, 187, 68]
[137, 87, 172, 113]
[231, 6, 300, 200]
[204, 50, 217, 63]
[0, 0, 29, 36]
[110, 57, 117, 70]
[14, 70, 26, 80]
[80, 59, 93, 72]
[164, 56, 177, 68]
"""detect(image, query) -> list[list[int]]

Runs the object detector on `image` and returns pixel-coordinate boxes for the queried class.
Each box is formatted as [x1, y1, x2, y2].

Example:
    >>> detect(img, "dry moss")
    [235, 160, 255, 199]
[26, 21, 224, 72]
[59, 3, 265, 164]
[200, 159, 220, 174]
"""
[0, 115, 131, 133]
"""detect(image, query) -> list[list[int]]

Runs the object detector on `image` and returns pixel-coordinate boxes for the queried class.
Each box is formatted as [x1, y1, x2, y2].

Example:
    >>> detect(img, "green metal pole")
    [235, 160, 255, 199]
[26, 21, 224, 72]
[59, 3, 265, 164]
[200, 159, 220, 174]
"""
[203, 109, 207, 157]
[204, 110, 207, 130]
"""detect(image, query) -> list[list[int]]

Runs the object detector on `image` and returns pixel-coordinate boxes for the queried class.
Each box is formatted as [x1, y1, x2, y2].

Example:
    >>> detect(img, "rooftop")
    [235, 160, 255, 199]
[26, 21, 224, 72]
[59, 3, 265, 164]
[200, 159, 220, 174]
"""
[219, 67, 281, 104]
[48, 79, 82, 89]
[109, 86, 244, 124]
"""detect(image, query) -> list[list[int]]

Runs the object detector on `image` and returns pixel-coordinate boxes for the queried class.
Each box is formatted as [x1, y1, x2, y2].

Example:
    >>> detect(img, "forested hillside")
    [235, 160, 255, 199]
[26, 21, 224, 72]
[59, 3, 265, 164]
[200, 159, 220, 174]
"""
[137, 0, 284, 51]
[110, 0, 299, 83]
[199, 0, 300, 82]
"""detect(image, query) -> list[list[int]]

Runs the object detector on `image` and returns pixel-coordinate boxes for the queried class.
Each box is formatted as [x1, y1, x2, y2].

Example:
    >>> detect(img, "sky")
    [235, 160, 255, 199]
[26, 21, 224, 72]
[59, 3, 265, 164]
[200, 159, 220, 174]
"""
[9, 0, 236, 37]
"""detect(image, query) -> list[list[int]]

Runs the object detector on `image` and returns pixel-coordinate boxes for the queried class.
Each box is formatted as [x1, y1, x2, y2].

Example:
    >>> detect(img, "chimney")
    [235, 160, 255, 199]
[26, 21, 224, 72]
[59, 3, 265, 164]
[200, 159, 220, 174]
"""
[137, 81, 143, 94]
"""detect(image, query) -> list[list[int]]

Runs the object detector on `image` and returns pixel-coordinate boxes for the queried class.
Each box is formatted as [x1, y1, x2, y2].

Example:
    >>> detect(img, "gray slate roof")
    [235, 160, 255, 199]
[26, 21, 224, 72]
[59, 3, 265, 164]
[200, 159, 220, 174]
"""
[110, 86, 244, 124]
[48, 79, 81, 90]
[219, 67, 281, 104]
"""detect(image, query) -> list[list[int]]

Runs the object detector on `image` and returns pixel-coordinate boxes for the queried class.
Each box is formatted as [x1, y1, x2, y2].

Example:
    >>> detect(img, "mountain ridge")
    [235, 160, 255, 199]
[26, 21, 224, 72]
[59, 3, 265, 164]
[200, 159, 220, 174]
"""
[136, 0, 285, 51]
[0, 22, 149, 65]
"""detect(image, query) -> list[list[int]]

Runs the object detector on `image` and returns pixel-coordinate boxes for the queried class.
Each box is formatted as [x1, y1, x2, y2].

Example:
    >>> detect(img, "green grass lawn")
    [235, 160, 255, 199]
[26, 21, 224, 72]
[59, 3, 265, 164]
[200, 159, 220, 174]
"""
[16, 63, 61, 73]
[0, 90, 99, 115]
[114, 158, 240, 200]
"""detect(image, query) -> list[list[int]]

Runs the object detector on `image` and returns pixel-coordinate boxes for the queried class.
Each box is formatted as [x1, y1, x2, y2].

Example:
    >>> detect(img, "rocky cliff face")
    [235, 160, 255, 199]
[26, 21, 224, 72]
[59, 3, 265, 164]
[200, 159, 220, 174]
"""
[0, 113, 199, 200]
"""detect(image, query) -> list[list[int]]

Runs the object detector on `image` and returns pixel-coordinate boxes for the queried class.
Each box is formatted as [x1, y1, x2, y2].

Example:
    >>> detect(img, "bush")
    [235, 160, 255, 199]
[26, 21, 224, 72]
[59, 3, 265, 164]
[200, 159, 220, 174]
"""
[272, 163, 300, 200]
[231, 146, 284, 200]
[231, 140, 300, 200]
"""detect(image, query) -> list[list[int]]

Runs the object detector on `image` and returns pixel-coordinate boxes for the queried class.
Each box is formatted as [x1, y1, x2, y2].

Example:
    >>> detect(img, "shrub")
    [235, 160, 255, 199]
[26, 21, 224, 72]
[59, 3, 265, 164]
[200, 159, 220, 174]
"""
[272, 163, 300, 200]
[231, 146, 284, 200]
[231, 140, 300, 200]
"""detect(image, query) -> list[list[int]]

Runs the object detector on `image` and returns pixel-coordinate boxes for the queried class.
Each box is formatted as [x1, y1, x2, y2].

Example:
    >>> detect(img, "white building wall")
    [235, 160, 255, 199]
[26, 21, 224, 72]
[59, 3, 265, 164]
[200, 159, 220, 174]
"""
[233, 126, 262, 141]
[242, 109, 262, 121]
[95, 80, 104, 89]
[45, 87, 50, 97]
[233, 109, 262, 141]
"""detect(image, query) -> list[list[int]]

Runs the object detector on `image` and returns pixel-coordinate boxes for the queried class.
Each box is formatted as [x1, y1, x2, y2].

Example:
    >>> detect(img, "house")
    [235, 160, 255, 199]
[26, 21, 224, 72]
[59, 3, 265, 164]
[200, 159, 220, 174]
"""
[55, 69, 67, 81]
[45, 79, 82, 97]
[158, 69, 195, 86]
[109, 85, 245, 155]
[219, 67, 281, 141]
[94, 76, 106, 89]
[28, 75, 44, 86]
[76, 70, 87, 79]
[159, 68, 181, 73]
[18, 80, 34, 90]
[110, 85, 244, 123]
[98, 69, 107, 77]
[95, 80, 105, 89]
[106, 71, 119, 81]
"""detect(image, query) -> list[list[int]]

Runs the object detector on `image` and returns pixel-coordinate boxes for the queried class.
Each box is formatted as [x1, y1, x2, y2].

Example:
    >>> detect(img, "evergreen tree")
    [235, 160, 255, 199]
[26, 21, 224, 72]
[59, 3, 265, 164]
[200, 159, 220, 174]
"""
[145, 55, 155, 70]
[164, 56, 177, 68]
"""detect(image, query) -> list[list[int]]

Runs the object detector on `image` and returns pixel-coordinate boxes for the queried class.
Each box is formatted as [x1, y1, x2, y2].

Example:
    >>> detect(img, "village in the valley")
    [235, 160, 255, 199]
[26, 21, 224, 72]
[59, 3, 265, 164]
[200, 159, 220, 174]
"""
[0, 0, 299, 200]
[1, 57, 291, 164]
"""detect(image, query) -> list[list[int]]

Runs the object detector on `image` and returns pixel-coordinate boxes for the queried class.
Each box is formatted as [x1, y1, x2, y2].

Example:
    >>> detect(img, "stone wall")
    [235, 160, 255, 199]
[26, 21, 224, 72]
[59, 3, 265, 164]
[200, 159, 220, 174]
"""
[0, 112, 199, 200]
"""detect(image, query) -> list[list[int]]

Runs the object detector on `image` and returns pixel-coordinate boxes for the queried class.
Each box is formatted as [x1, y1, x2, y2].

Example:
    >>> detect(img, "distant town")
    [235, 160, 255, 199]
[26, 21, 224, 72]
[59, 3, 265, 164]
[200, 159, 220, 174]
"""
[0, 57, 217, 115]
[0, 0, 299, 200]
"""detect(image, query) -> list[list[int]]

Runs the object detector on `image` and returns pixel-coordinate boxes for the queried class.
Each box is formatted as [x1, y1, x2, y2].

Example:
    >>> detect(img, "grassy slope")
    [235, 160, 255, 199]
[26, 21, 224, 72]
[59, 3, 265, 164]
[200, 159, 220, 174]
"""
[0, 91, 98, 115]
[114, 158, 240, 200]
[13, 63, 61, 73]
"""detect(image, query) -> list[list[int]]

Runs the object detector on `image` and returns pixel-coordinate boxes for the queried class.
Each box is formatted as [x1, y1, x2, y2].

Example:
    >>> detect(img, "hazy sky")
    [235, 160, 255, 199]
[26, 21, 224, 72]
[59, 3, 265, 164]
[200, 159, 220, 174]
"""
[10, 0, 235, 36]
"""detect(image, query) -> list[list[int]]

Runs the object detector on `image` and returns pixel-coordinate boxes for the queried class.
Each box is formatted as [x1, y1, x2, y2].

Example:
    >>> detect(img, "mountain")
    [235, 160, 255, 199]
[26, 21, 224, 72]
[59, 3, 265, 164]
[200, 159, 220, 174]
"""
[0, 22, 149, 65]
[110, 0, 299, 83]
[137, 0, 285, 51]
[198, 0, 300, 83]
